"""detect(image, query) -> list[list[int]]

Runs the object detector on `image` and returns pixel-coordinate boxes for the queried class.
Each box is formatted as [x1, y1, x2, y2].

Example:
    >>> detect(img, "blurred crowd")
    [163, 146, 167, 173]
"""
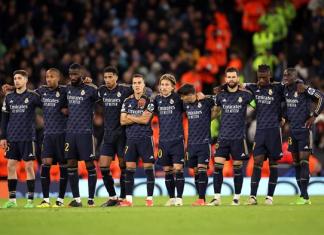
[0, 0, 323, 174]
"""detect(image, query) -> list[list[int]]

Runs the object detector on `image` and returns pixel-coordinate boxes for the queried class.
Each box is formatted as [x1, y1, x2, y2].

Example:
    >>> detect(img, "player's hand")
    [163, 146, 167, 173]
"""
[196, 92, 205, 100]
[280, 118, 286, 127]
[61, 108, 69, 116]
[305, 116, 315, 129]
[297, 83, 308, 94]
[0, 139, 7, 150]
[1, 84, 14, 95]
[83, 77, 93, 84]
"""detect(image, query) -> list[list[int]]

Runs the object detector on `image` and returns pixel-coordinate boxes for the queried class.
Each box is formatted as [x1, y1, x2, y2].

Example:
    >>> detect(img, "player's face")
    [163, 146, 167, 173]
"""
[46, 71, 59, 88]
[181, 93, 196, 103]
[69, 69, 82, 85]
[282, 70, 295, 86]
[257, 71, 270, 86]
[104, 72, 118, 89]
[132, 76, 145, 94]
[225, 71, 239, 88]
[14, 74, 27, 89]
[159, 79, 174, 96]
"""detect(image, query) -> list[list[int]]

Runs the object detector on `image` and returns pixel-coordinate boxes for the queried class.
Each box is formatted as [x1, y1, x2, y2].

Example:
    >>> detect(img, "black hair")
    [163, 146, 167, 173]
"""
[177, 84, 196, 96]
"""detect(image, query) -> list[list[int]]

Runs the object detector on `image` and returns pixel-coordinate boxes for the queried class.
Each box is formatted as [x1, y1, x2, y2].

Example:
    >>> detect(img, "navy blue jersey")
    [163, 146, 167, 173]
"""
[216, 88, 254, 140]
[121, 95, 155, 139]
[154, 92, 184, 142]
[246, 83, 284, 130]
[66, 83, 99, 134]
[183, 97, 215, 144]
[98, 84, 133, 132]
[36, 85, 67, 135]
[284, 85, 323, 130]
[1, 90, 41, 141]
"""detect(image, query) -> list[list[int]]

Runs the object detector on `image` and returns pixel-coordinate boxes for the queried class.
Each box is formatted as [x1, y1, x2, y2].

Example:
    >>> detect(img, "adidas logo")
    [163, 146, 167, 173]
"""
[149, 156, 154, 159]
[304, 145, 309, 149]
[205, 159, 209, 163]
[241, 153, 246, 157]
[279, 152, 283, 156]
[28, 153, 34, 157]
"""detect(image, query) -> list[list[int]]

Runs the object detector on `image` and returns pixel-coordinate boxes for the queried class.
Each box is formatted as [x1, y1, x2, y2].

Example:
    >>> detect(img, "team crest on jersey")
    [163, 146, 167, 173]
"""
[170, 99, 174, 104]
[307, 88, 315, 95]
[197, 102, 202, 108]
[81, 90, 85, 96]
[24, 98, 29, 104]
[268, 89, 273, 96]
[56, 91, 60, 97]
[186, 105, 190, 109]
[294, 91, 298, 98]
[117, 92, 121, 97]
[238, 97, 243, 103]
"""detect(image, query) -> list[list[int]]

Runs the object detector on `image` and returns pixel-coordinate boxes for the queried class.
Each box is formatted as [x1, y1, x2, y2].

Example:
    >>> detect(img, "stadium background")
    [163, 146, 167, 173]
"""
[0, 0, 323, 197]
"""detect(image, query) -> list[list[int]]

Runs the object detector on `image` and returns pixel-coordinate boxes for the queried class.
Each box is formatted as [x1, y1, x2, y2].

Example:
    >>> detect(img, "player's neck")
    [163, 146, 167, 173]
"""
[162, 92, 172, 97]
[134, 92, 144, 99]
[227, 85, 238, 93]
[16, 87, 27, 94]
[107, 83, 117, 90]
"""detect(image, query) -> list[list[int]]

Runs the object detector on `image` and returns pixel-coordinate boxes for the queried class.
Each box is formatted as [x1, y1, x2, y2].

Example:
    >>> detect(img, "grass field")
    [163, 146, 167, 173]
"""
[0, 196, 324, 235]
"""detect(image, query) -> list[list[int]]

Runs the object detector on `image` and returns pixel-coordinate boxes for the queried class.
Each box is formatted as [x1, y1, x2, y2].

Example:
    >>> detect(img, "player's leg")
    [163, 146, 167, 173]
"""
[208, 140, 228, 206]
[38, 157, 53, 207]
[56, 134, 68, 207]
[2, 159, 18, 208]
[78, 134, 97, 207]
[120, 140, 137, 206]
[173, 140, 185, 206]
[118, 156, 126, 201]
[266, 159, 278, 205]
[299, 151, 310, 203]
[23, 141, 36, 208]
[38, 135, 54, 207]
[99, 155, 118, 207]
[65, 134, 82, 207]
[141, 138, 155, 207]
[247, 154, 264, 205]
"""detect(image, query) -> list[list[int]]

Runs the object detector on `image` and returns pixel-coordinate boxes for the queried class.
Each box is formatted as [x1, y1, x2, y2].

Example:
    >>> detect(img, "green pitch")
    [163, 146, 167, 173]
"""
[0, 196, 323, 235]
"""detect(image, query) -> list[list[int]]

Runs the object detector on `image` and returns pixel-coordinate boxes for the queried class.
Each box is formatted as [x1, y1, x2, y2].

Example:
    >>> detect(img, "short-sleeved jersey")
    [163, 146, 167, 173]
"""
[183, 97, 215, 145]
[284, 84, 323, 130]
[154, 92, 184, 142]
[1, 90, 41, 141]
[121, 95, 155, 139]
[216, 88, 254, 140]
[98, 84, 133, 132]
[246, 83, 284, 130]
[66, 83, 98, 134]
[36, 85, 67, 135]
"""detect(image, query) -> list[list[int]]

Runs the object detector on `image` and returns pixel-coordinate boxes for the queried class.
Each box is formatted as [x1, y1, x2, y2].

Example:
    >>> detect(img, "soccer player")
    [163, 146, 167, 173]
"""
[283, 68, 323, 205]
[154, 74, 185, 206]
[177, 84, 216, 206]
[119, 74, 155, 207]
[97, 66, 134, 207]
[208, 67, 254, 206]
[65, 63, 99, 207]
[34, 68, 69, 208]
[245, 64, 285, 205]
[0, 70, 41, 208]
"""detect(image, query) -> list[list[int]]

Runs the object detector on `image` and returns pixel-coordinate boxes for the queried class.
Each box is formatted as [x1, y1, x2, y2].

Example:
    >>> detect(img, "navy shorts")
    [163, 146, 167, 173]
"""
[100, 130, 126, 158]
[6, 141, 36, 161]
[157, 139, 185, 166]
[41, 133, 66, 164]
[215, 138, 249, 160]
[288, 129, 313, 153]
[64, 133, 96, 161]
[253, 128, 283, 161]
[124, 137, 155, 163]
[186, 143, 211, 168]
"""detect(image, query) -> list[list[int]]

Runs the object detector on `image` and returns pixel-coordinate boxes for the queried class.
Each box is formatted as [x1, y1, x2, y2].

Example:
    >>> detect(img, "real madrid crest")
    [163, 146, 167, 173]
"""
[170, 99, 174, 104]
[268, 89, 273, 96]
[56, 91, 60, 97]
[81, 90, 85, 96]
[24, 98, 29, 104]
[294, 91, 298, 98]
[238, 97, 243, 103]
[198, 102, 202, 108]
[117, 92, 121, 97]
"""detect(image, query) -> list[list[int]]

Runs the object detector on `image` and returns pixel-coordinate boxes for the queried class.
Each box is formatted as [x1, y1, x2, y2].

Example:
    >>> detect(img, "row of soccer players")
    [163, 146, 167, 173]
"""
[0, 63, 322, 208]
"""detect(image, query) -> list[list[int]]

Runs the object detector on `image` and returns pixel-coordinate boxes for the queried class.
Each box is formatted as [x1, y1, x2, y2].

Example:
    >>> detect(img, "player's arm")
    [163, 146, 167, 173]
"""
[0, 97, 10, 149]
[120, 100, 134, 125]
[1, 84, 14, 95]
[127, 110, 153, 125]
[304, 87, 324, 128]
